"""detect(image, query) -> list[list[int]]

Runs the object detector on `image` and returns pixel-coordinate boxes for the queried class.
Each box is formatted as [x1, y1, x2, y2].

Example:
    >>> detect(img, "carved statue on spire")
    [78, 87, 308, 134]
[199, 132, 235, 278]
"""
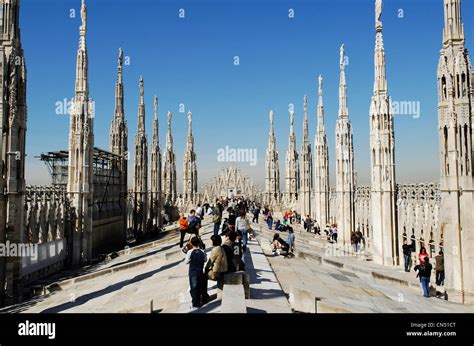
[269, 110, 274, 127]
[340, 44, 345, 67]
[375, 0, 382, 29]
[154, 95, 158, 118]
[81, 0, 87, 31]
[319, 75, 323, 93]
[290, 111, 294, 126]
[188, 111, 192, 128]
[118, 48, 123, 66]
[167, 111, 172, 130]
[304, 94, 307, 113]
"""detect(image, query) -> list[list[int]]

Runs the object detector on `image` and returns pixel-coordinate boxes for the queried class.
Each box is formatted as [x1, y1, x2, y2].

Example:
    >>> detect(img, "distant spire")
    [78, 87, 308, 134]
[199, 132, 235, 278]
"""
[443, 0, 465, 46]
[268, 110, 276, 148]
[138, 76, 145, 133]
[114, 48, 124, 119]
[317, 75, 325, 133]
[289, 110, 295, 149]
[153, 95, 159, 141]
[166, 111, 173, 148]
[303, 94, 309, 141]
[339, 44, 348, 118]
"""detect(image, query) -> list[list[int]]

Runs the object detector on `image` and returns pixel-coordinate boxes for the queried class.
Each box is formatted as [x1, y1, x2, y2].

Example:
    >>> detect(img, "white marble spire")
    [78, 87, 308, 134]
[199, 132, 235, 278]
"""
[335, 44, 355, 245]
[299, 95, 312, 217]
[67, 0, 94, 265]
[369, 0, 397, 266]
[285, 109, 299, 204]
[265, 110, 280, 205]
[314, 75, 330, 226]
[150, 95, 162, 227]
[163, 111, 177, 204]
[133, 75, 148, 233]
[109, 48, 128, 240]
[183, 111, 198, 204]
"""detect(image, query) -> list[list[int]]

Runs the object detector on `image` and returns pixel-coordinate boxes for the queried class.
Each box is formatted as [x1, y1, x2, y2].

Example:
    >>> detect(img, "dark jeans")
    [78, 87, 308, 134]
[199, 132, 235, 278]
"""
[420, 276, 430, 297]
[404, 254, 411, 272]
[252, 214, 259, 223]
[180, 230, 187, 248]
[213, 222, 220, 236]
[189, 274, 203, 307]
[436, 270, 445, 286]
[267, 218, 273, 230]
[200, 273, 210, 303]
[332, 233, 338, 243]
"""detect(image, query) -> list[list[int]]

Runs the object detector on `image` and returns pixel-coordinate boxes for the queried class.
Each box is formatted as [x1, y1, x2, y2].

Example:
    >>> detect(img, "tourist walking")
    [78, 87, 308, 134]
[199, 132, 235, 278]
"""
[356, 229, 364, 251]
[351, 231, 358, 253]
[211, 204, 221, 236]
[285, 227, 295, 257]
[227, 207, 237, 231]
[402, 239, 412, 272]
[414, 257, 433, 298]
[435, 250, 445, 286]
[252, 205, 260, 223]
[178, 213, 189, 248]
[196, 204, 203, 220]
[185, 237, 208, 308]
[304, 215, 313, 233]
[235, 210, 250, 252]
[314, 221, 321, 235]
[266, 208, 274, 230]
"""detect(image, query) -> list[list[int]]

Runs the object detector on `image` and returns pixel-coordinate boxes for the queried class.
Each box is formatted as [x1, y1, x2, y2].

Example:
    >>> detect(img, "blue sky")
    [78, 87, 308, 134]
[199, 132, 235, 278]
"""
[22, 0, 474, 189]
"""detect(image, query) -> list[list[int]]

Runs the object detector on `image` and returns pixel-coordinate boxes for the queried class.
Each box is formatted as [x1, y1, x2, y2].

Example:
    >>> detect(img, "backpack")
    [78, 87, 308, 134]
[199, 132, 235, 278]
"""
[211, 208, 221, 224]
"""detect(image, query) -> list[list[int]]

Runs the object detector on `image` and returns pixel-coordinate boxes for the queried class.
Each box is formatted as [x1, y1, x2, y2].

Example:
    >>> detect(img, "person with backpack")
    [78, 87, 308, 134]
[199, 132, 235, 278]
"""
[414, 257, 433, 298]
[178, 213, 189, 248]
[211, 204, 221, 236]
[185, 237, 208, 308]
